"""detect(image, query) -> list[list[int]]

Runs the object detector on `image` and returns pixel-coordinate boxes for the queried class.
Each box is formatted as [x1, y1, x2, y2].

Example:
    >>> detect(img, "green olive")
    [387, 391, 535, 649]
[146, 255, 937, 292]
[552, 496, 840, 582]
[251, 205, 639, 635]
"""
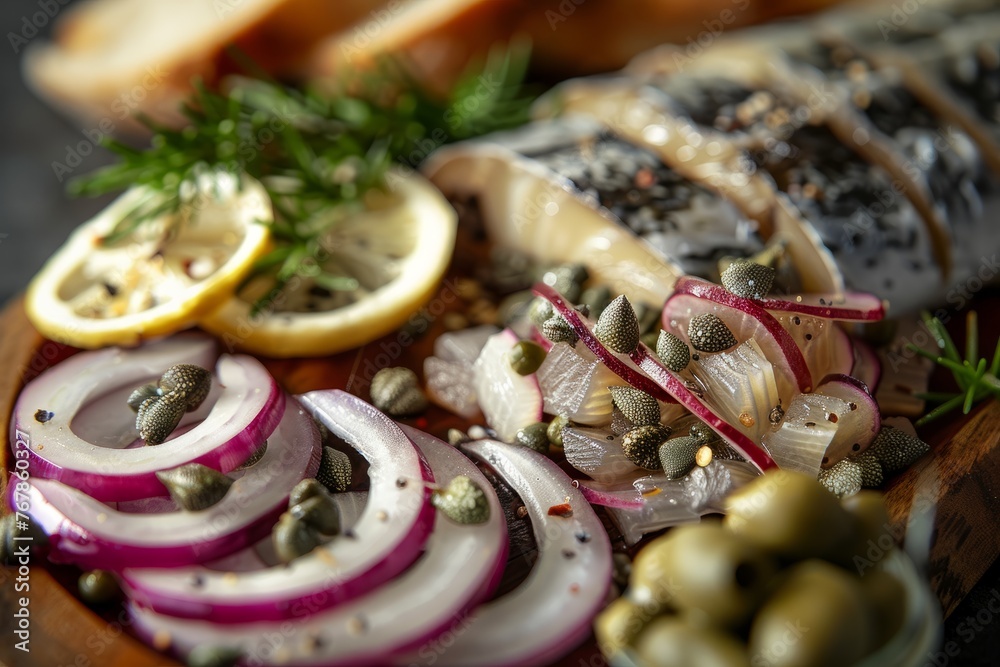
[634, 616, 750, 667]
[831, 490, 896, 569]
[78, 570, 120, 605]
[506, 340, 547, 376]
[724, 470, 853, 561]
[860, 569, 908, 650]
[749, 560, 875, 667]
[594, 596, 656, 658]
[631, 522, 777, 629]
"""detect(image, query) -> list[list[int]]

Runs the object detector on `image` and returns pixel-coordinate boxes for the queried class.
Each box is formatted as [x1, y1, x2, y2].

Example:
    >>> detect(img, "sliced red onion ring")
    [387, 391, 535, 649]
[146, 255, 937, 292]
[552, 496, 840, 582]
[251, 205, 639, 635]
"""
[12, 401, 320, 570]
[473, 329, 544, 441]
[533, 283, 675, 404]
[562, 427, 644, 483]
[122, 390, 434, 623]
[14, 336, 284, 501]
[192, 492, 370, 574]
[577, 461, 759, 545]
[814, 374, 881, 466]
[664, 278, 812, 396]
[631, 348, 778, 473]
[852, 340, 882, 392]
[421, 438, 612, 667]
[769, 310, 855, 387]
[758, 291, 885, 321]
[536, 343, 627, 426]
[128, 427, 507, 666]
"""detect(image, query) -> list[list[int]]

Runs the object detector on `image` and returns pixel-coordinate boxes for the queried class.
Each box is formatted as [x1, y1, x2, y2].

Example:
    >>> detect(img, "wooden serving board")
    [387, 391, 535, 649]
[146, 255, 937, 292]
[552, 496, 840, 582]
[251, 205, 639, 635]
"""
[2, 286, 1000, 667]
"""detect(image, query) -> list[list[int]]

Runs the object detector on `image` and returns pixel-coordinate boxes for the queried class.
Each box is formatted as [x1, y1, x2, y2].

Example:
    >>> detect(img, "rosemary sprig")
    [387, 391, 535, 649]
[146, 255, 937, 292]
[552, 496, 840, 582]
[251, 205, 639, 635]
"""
[908, 310, 1000, 426]
[68, 43, 536, 313]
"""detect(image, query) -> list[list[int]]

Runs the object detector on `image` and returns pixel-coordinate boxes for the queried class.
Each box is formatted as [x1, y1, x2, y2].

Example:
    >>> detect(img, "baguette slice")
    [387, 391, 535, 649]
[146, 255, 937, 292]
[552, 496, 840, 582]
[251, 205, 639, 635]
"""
[23, 0, 384, 130]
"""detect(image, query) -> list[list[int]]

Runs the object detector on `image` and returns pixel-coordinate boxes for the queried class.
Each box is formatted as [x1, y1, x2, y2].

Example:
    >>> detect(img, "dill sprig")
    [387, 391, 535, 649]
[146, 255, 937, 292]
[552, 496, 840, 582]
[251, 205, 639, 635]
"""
[69, 43, 536, 312]
[907, 311, 1000, 426]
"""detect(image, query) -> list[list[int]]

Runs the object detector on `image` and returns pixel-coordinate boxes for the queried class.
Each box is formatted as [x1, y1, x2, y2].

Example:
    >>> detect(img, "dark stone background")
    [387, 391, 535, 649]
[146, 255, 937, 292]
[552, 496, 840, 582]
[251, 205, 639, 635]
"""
[0, 0, 117, 306]
[0, 0, 999, 665]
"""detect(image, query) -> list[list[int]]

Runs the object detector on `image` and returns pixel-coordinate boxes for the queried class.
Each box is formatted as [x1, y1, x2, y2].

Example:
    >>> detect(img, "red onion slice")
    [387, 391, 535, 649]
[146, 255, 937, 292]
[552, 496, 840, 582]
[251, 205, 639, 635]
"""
[533, 283, 676, 404]
[122, 390, 435, 623]
[14, 336, 284, 501]
[128, 427, 507, 666]
[424, 438, 612, 667]
[769, 310, 855, 387]
[814, 374, 881, 465]
[578, 461, 759, 545]
[631, 347, 778, 473]
[758, 291, 885, 321]
[664, 278, 812, 396]
[11, 400, 320, 570]
[852, 340, 882, 392]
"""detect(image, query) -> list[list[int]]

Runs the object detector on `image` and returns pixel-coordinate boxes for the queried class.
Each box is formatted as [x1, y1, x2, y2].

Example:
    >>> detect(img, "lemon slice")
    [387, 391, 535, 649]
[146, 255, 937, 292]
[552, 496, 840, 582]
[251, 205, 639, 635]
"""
[26, 172, 272, 348]
[200, 170, 458, 358]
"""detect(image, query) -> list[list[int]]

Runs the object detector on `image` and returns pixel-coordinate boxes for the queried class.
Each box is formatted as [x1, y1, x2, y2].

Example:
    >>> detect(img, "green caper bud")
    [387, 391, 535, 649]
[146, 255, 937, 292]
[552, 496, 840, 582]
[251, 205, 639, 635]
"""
[156, 463, 233, 511]
[634, 616, 750, 667]
[288, 478, 328, 508]
[290, 495, 341, 535]
[514, 422, 550, 454]
[506, 340, 547, 376]
[749, 560, 875, 667]
[370, 367, 428, 417]
[273, 512, 321, 563]
[186, 645, 242, 667]
[431, 475, 490, 524]
[78, 570, 120, 605]
[546, 414, 570, 448]
[724, 470, 854, 561]
[580, 285, 612, 319]
[542, 264, 588, 302]
[528, 297, 555, 328]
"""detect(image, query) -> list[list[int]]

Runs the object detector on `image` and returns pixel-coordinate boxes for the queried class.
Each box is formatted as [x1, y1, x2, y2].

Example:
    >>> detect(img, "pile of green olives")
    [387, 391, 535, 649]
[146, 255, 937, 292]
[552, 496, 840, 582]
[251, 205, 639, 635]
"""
[596, 470, 910, 667]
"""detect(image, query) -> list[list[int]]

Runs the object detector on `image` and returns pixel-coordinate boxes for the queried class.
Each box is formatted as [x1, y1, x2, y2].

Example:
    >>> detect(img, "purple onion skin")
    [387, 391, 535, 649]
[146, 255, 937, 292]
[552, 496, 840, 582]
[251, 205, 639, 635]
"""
[19, 383, 285, 503]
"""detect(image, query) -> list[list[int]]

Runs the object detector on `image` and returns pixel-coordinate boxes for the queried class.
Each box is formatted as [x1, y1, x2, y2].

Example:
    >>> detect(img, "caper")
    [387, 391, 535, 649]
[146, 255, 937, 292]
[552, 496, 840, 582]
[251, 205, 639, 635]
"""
[514, 422, 550, 454]
[156, 463, 233, 511]
[290, 495, 341, 535]
[528, 297, 554, 328]
[724, 470, 853, 561]
[634, 616, 750, 667]
[186, 645, 242, 667]
[506, 341, 547, 376]
[78, 570, 120, 605]
[546, 414, 570, 448]
[749, 560, 875, 667]
[288, 478, 328, 507]
[272, 512, 321, 563]
[580, 285, 612, 318]
[370, 367, 428, 417]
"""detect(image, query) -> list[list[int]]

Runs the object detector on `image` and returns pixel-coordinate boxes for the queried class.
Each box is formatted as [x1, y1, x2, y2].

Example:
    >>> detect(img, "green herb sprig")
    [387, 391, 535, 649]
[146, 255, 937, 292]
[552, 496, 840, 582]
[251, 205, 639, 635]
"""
[69, 43, 536, 312]
[907, 311, 1000, 426]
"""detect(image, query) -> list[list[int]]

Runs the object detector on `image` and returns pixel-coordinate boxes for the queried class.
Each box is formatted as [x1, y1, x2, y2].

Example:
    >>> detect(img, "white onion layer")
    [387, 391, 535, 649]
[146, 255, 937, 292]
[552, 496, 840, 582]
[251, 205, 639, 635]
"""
[122, 390, 434, 622]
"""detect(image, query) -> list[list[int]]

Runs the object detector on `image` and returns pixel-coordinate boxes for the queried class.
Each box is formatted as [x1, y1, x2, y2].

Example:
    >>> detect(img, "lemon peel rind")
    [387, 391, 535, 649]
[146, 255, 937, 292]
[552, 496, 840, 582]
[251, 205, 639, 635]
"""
[25, 175, 272, 349]
[199, 171, 458, 359]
